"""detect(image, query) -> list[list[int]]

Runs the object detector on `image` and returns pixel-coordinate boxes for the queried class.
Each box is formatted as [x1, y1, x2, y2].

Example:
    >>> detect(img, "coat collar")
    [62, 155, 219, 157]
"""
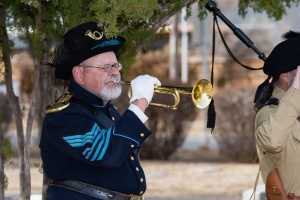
[68, 80, 112, 107]
[272, 86, 286, 101]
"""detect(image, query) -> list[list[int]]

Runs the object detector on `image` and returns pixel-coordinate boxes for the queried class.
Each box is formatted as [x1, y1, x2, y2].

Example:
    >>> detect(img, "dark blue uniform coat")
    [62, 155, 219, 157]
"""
[40, 81, 151, 200]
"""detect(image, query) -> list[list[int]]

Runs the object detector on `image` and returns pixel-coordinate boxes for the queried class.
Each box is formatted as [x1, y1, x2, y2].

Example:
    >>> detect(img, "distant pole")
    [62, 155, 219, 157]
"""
[181, 8, 188, 83]
[169, 14, 179, 80]
[191, 3, 201, 46]
[201, 18, 208, 79]
[201, 17, 210, 147]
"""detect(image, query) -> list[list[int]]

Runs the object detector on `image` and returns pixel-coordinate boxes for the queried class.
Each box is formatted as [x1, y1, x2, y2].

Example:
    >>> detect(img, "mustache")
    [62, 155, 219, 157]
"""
[104, 76, 120, 85]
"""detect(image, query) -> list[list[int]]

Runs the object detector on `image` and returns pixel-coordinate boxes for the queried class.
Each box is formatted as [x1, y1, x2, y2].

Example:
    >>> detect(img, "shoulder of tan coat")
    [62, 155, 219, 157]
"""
[255, 105, 277, 129]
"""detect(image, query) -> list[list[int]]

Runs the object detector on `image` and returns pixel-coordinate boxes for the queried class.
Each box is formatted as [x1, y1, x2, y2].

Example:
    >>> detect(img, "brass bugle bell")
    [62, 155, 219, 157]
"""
[114, 79, 213, 110]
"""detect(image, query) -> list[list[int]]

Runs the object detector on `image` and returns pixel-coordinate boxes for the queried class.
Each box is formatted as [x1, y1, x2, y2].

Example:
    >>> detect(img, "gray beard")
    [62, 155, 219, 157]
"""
[99, 84, 122, 101]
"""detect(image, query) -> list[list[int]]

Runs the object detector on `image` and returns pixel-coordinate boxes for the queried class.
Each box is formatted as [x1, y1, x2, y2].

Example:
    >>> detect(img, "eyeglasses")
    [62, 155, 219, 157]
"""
[79, 62, 122, 72]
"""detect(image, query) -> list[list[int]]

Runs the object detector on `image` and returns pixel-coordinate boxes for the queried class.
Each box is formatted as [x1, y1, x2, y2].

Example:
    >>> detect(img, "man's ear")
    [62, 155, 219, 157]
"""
[280, 73, 289, 83]
[72, 66, 84, 84]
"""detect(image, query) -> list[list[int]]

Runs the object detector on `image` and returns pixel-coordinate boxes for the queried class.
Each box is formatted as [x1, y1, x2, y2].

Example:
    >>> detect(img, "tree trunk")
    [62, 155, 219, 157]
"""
[36, 1, 55, 199]
[0, 4, 28, 200]
[23, 66, 40, 199]
[0, 130, 4, 200]
[23, 0, 45, 197]
[39, 40, 52, 200]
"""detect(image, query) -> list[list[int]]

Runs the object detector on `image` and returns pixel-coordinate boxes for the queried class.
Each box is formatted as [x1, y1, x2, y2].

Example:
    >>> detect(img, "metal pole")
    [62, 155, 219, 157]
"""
[169, 15, 179, 80]
[181, 8, 188, 83]
[201, 19, 208, 79]
[201, 17, 210, 147]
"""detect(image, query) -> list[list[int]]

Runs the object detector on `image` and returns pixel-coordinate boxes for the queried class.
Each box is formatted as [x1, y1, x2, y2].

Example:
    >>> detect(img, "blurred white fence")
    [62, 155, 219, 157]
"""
[242, 184, 266, 200]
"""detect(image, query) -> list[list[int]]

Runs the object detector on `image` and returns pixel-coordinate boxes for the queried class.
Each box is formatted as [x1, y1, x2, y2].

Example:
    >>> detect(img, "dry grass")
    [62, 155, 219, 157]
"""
[143, 161, 261, 198]
[4, 148, 263, 199]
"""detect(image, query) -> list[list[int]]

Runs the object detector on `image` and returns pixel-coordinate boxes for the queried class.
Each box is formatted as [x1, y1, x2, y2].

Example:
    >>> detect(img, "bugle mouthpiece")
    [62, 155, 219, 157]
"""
[113, 79, 127, 85]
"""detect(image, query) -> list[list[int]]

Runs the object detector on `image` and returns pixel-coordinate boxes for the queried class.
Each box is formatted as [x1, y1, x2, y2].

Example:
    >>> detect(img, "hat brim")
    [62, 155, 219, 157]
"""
[55, 36, 125, 80]
[263, 37, 300, 75]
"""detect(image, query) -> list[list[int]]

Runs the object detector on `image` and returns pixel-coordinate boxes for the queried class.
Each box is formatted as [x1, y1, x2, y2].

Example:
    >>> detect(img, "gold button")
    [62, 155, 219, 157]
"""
[112, 117, 115, 121]
[130, 144, 135, 148]
[140, 133, 144, 137]
[136, 167, 139, 171]
[140, 191, 143, 195]
[131, 156, 134, 160]
[140, 178, 143, 182]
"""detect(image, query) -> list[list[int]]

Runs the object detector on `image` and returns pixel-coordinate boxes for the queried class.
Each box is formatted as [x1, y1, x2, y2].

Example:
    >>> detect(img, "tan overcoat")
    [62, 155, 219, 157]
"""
[255, 86, 300, 195]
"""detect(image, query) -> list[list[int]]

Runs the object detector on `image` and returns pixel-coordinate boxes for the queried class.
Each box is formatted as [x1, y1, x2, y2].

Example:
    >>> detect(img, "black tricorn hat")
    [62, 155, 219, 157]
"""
[53, 22, 126, 80]
[263, 36, 300, 75]
[254, 36, 300, 103]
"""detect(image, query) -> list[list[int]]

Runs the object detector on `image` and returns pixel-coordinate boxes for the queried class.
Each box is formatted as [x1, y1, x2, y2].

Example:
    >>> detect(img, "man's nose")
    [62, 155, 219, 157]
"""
[108, 66, 120, 75]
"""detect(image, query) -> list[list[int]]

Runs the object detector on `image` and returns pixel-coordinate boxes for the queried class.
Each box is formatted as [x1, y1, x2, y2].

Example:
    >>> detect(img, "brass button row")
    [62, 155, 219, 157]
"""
[129, 155, 143, 194]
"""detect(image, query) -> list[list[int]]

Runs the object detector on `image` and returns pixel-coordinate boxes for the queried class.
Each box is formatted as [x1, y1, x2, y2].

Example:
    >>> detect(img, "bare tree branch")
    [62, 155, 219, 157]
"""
[0, 4, 27, 200]
[120, 24, 129, 33]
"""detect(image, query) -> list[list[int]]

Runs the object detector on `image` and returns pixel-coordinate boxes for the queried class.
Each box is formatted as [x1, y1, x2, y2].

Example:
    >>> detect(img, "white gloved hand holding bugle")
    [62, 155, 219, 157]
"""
[129, 75, 161, 106]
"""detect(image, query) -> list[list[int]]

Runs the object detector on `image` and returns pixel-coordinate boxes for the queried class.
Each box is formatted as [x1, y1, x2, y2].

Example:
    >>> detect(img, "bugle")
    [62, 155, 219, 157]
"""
[114, 79, 213, 110]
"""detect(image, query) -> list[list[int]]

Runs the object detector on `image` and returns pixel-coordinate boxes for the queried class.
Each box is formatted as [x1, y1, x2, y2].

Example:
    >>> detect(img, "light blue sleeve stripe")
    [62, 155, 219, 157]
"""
[97, 128, 112, 161]
[83, 138, 94, 146]
[64, 137, 94, 146]
[85, 130, 104, 160]
[113, 133, 140, 146]
[82, 147, 92, 155]
[68, 138, 94, 147]
[63, 135, 86, 140]
[69, 142, 88, 147]
[90, 130, 106, 161]
[63, 131, 95, 140]
[91, 123, 98, 132]
[65, 136, 94, 144]
[61, 123, 115, 161]
[63, 123, 99, 141]
[84, 136, 94, 141]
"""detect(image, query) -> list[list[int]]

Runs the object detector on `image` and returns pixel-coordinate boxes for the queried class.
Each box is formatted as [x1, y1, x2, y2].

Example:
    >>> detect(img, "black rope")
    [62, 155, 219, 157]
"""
[215, 17, 263, 71]
[206, 14, 217, 132]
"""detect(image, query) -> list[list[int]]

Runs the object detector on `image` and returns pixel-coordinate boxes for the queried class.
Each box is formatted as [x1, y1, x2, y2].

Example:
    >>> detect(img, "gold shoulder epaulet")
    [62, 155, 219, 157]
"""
[45, 92, 74, 114]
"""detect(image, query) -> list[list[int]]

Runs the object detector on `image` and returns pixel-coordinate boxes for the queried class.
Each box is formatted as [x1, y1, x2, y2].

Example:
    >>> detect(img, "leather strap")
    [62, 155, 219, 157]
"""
[266, 168, 288, 200]
[288, 197, 300, 200]
[288, 193, 300, 200]
[51, 179, 143, 200]
[70, 98, 115, 128]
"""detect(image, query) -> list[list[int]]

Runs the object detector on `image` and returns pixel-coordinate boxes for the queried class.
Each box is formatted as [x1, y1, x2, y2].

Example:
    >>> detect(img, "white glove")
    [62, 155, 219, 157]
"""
[129, 75, 161, 105]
